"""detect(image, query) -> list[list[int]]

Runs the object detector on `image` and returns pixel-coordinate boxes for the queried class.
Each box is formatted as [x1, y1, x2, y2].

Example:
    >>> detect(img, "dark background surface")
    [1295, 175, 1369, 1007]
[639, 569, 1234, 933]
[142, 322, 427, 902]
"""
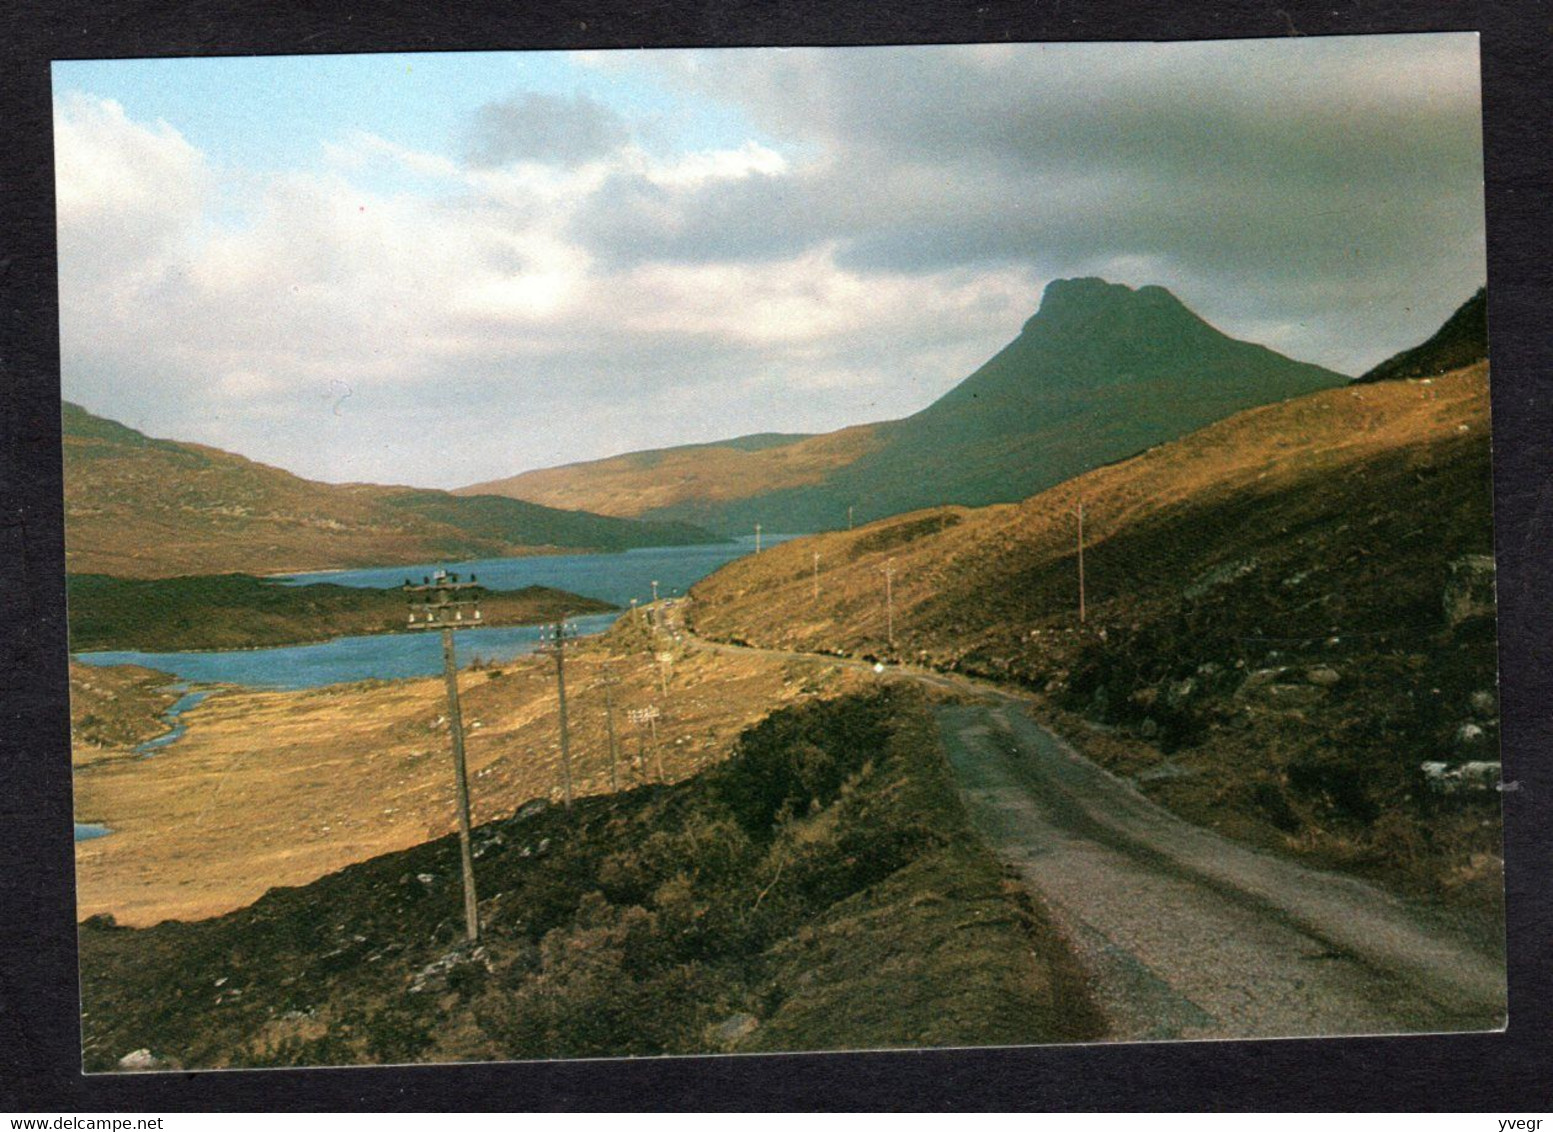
[2, 0, 1549, 1111]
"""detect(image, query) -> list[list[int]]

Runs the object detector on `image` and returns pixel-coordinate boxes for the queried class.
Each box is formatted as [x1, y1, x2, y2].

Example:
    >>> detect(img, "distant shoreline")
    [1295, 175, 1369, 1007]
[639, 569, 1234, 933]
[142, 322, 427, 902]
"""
[71, 615, 618, 660]
[261, 535, 746, 583]
[66, 573, 616, 654]
[256, 543, 579, 581]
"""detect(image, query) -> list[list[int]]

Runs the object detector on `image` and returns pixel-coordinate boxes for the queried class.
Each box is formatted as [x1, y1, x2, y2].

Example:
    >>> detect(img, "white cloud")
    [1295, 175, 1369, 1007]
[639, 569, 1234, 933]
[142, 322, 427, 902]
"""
[641, 140, 787, 187]
[53, 94, 211, 256]
[54, 37, 1487, 489]
[53, 93, 215, 365]
[323, 131, 462, 181]
[55, 89, 1030, 486]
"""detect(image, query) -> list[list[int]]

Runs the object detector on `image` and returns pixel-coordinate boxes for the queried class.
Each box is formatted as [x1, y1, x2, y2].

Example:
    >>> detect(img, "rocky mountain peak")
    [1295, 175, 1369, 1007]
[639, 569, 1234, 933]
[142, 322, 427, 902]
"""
[1023, 277, 1196, 336]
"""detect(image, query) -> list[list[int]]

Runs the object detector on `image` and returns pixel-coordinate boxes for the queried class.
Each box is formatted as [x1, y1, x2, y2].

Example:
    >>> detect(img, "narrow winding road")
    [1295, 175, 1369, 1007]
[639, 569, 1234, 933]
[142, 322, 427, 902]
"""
[942, 701, 1504, 1040]
[680, 615, 1507, 1041]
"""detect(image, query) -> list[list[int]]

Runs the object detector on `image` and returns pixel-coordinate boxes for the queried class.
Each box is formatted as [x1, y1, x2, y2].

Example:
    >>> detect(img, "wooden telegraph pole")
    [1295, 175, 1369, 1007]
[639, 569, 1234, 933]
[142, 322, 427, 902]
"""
[628, 705, 663, 782]
[1077, 498, 1087, 625]
[403, 569, 483, 943]
[812, 551, 820, 602]
[599, 665, 622, 792]
[537, 619, 578, 808]
[880, 557, 896, 649]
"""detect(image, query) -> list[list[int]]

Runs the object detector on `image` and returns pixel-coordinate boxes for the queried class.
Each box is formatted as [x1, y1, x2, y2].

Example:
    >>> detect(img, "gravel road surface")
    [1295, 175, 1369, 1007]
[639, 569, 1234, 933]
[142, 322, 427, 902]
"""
[680, 609, 1507, 1041]
[940, 701, 1505, 1041]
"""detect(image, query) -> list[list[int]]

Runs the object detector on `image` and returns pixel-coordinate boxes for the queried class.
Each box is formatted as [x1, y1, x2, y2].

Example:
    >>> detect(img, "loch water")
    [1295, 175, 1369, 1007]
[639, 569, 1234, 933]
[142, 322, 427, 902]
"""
[73, 537, 789, 692]
[75, 613, 622, 691]
[280, 536, 786, 607]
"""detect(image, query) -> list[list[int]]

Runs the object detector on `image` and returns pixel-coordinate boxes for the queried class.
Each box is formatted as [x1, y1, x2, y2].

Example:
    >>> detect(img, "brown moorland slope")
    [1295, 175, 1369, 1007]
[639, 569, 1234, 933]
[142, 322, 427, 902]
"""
[71, 614, 872, 927]
[62, 403, 717, 578]
[689, 362, 1499, 906]
[690, 365, 1489, 659]
[460, 424, 886, 517]
[78, 685, 1100, 1068]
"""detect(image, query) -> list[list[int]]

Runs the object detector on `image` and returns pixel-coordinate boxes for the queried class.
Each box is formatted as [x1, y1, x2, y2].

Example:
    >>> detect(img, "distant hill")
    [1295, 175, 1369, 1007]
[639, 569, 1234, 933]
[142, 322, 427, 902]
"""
[1355, 288, 1487, 384]
[465, 279, 1348, 534]
[61, 403, 720, 579]
[460, 425, 883, 518]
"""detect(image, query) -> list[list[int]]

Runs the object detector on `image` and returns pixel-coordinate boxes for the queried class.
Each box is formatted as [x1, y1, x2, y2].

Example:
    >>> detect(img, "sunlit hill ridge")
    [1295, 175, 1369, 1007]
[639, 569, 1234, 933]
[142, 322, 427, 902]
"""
[61, 403, 720, 579]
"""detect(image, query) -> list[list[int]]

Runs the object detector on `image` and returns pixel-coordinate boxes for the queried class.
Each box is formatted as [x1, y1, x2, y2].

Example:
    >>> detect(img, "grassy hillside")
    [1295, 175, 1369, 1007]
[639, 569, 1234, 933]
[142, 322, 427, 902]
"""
[464, 279, 1346, 534]
[834, 279, 1347, 525]
[61, 402, 720, 579]
[66, 574, 615, 652]
[78, 688, 1102, 1069]
[689, 363, 1500, 908]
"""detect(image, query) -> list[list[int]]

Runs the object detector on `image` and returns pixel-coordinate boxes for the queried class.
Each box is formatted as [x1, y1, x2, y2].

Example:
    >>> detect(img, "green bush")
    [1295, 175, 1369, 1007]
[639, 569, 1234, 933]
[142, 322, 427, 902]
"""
[709, 696, 892, 836]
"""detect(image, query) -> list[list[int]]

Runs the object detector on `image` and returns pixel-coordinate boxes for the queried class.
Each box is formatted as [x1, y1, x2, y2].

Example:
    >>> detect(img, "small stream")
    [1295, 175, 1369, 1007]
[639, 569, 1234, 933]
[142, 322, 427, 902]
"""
[135, 686, 214, 754]
[74, 684, 218, 842]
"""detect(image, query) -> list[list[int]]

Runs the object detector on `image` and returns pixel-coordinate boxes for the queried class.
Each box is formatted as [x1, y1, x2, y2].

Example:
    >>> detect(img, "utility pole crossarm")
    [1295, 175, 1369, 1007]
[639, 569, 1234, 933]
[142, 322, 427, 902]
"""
[403, 569, 484, 629]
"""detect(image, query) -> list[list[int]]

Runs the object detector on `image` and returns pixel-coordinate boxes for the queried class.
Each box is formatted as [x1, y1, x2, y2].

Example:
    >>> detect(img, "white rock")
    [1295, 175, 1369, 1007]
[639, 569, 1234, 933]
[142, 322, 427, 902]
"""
[117, 1049, 163, 1071]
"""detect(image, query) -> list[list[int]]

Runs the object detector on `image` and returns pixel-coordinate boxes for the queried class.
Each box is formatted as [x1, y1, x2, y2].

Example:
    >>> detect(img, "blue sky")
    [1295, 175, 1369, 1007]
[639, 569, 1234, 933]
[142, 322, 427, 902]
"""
[55, 51, 771, 174]
[52, 39, 1485, 489]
